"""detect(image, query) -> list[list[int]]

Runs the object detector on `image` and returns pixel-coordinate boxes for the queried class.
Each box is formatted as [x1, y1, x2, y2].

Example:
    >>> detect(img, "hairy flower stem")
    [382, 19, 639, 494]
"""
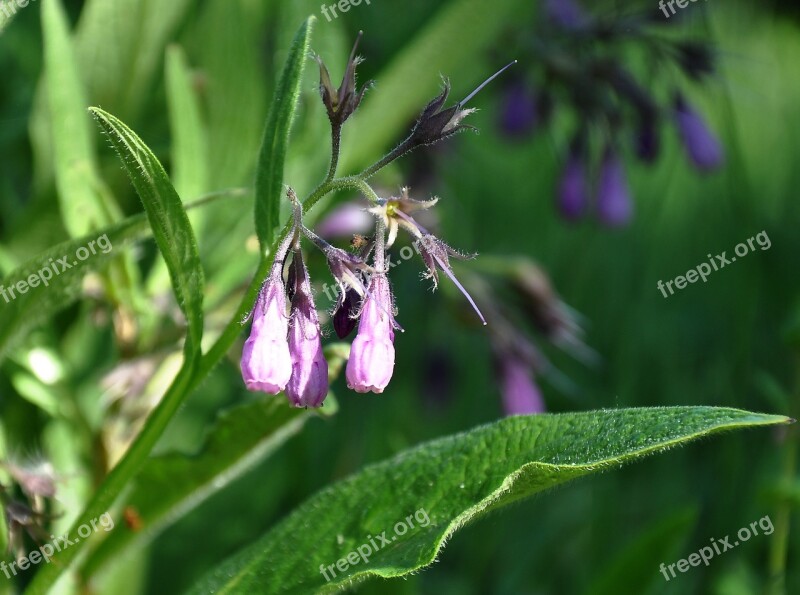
[326, 124, 342, 182]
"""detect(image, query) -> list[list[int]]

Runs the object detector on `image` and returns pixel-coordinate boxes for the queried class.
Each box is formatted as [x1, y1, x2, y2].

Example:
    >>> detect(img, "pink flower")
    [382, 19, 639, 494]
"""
[241, 272, 292, 394]
[346, 274, 396, 393]
[286, 256, 328, 407]
[499, 357, 545, 415]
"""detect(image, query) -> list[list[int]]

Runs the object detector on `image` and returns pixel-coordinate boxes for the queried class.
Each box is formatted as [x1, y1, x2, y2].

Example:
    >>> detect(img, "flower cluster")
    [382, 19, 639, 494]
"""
[241, 37, 508, 406]
[499, 0, 724, 226]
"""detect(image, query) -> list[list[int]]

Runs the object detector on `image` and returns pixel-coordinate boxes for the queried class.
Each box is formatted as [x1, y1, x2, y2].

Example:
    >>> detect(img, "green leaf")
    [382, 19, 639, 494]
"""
[74, 0, 195, 120]
[0, 191, 240, 362]
[585, 507, 698, 595]
[254, 16, 314, 248]
[0, 217, 147, 361]
[41, 0, 120, 236]
[83, 396, 335, 577]
[188, 407, 790, 595]
[166, 44, 210, 202]
[88, 107, 204, 353]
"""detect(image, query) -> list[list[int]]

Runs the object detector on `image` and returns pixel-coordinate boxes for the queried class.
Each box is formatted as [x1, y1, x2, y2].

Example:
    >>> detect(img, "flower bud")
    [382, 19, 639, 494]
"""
[286, 254, 328, 408]
[240, 271, 292, 394]
[314, 32, 371, 128]
[346, 274, 396, 394]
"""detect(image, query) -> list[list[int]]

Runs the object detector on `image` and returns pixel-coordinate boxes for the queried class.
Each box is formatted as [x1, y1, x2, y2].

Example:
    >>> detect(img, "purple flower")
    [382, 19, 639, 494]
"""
[346, 273, 396, 394]
[314, 202, 373, 239]
[241, 271, 292, 394]
[673, 95, 724, 172]
[499, 82, 537, 137]
[596, 148, 633, 227]
[557, 152, 589, 221]
[286, 255, 328, 408]
[499, 357, 545, 415]
[544, 0, 588, 29]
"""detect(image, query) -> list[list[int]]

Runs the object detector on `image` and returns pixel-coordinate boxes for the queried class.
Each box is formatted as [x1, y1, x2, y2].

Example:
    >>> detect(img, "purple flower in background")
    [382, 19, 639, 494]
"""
[544, 0, 588, 29]
[286, 254, 328, 408]
[499, 81, 538, 137]
[673, 94, 724, 172]
[314, 202, 373, 239]
[241, 270, 292, 394]
[596, 148, 633, 227]
[346, 273, 397, 394]
[557, 150, 589, 221]
[499, 357, 545, 415]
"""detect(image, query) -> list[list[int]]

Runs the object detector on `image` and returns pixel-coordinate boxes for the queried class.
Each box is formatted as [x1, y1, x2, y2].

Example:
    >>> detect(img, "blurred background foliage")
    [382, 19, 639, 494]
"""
[0, 0, 798, 593]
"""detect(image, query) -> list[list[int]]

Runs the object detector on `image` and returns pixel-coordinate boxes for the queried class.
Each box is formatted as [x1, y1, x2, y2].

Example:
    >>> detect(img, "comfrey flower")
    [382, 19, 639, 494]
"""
[241, 40, 513, 402]
[499, 356, 545, 415]
[346, 272, 398, 394]
[240, 263, 293, 394]
[557, 137, 589, 220]
[596, 148, 633, 227]
[372, 188, 486, 325]
[673, 93, 724, 172]
[286, 252, 328, 408]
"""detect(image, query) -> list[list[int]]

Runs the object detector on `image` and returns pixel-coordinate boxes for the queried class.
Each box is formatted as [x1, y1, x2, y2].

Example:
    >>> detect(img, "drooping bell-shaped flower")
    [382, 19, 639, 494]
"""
[346, 272, 397, 394]
[499, 357, 545, 415]
[240, 269, 292, 394]
[596, 148, 633, 227]
[673, 94, 724, 172]
[557, 149, 589, 221]
[544, 0, 588, 30]
[286, 252, 328, 408]
[499, 81, 538, 137]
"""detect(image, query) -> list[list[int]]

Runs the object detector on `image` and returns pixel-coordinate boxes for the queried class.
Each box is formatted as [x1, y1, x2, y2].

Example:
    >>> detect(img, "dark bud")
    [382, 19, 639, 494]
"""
[314, 31, 372, 128]
[333, 287, 360, 339]
[408, 61, 517, 149]
[675, 42, 715, 80]
[635, 117, 660, 164]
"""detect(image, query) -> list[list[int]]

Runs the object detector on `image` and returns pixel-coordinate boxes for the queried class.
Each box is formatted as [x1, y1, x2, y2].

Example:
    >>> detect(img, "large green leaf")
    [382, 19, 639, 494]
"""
[188, 407, 790, 594]
[254, 16, 314, 248]
[89, 107, 204, 353]
[83, 396, 336, 577]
